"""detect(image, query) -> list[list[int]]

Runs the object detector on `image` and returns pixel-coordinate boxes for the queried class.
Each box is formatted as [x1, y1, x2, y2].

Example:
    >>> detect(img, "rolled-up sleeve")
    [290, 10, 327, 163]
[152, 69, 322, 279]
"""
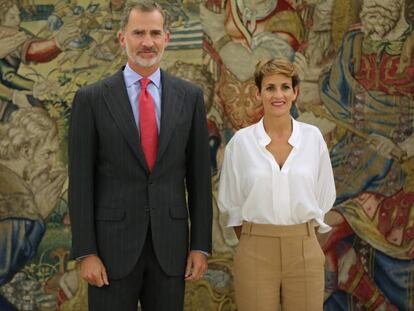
[218, 141, 243, 227]
[316, 144, 336, 233]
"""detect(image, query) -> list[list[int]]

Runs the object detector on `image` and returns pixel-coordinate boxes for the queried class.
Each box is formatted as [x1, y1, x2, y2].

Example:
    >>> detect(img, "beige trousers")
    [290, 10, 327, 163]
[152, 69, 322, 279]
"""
[233, 222, 325, 311]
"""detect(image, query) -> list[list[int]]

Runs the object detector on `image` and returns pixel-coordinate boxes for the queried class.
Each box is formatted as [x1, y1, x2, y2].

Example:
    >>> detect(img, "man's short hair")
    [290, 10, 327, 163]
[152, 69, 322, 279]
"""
[254, 58, 300, 91]
[0, 108, 57, 160]
[119, 0, 168, 32]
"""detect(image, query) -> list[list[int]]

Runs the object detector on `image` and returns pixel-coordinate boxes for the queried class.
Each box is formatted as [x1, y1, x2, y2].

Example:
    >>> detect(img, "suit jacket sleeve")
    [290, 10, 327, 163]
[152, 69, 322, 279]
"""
[185, 87, 213, 253]
[68, 87, 98, 259]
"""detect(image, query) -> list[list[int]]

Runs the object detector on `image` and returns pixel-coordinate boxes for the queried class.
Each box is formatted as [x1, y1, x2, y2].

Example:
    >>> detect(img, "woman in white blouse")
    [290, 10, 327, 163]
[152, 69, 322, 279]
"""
[218, 58, 336, 311]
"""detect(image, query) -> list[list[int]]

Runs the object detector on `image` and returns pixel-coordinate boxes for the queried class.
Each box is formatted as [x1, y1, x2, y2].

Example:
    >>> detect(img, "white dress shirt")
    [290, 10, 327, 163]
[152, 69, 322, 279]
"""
[218, 118, 336, 233]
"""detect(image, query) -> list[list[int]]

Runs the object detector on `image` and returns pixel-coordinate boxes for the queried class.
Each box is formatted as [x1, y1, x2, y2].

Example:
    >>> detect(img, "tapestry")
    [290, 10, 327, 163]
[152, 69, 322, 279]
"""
[0, 0, 413, 310]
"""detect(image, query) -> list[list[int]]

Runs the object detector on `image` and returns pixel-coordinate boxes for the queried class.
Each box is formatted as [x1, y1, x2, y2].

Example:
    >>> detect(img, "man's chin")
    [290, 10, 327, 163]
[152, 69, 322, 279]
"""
[134, 57, 159, 69]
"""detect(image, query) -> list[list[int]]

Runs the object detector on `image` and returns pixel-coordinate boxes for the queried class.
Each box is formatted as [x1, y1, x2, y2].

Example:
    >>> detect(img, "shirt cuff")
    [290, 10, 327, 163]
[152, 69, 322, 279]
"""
[192, 250, 210, 256]
[315, 218, 332, 233]
[76, 254, 97, 261]
[226, 208, 243, 227]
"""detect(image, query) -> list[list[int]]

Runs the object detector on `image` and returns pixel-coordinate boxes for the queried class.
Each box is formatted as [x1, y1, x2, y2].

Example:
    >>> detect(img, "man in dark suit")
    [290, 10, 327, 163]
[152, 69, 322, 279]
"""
[68, 1, 212, 310]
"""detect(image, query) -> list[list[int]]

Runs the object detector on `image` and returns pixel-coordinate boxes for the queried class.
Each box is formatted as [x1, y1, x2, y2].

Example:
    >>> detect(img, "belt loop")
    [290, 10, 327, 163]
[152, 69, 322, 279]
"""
[306, 221, 312, 237]
[246, 222, 252, 237]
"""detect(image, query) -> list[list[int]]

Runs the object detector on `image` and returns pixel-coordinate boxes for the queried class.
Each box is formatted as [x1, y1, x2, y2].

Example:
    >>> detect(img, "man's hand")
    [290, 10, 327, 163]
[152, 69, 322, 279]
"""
[12, 90, 32, 108]
[80, 255, 109, 287]
[33, 79, 60, 100]
[33, 168, 67, 219]
[55, 23, 81, 50]
[399, 135, 414, 159]
[367, 133, 399, 159]
[184, 251, 208, 281]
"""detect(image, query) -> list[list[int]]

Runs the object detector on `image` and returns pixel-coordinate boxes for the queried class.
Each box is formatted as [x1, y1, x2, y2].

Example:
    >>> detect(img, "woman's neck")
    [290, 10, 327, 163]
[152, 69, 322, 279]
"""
[263, 114, 292, 138]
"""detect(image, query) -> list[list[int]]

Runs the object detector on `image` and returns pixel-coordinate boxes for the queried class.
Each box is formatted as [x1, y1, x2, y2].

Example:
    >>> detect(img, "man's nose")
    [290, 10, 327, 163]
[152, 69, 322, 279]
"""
[142, 34, 154, 47]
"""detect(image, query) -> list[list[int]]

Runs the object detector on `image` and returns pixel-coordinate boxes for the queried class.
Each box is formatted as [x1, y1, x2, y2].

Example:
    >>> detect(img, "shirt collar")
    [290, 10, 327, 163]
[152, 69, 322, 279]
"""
[289, 118, 301, 148]
[123, 63, 161, 89]
[255, 117, 301, 148]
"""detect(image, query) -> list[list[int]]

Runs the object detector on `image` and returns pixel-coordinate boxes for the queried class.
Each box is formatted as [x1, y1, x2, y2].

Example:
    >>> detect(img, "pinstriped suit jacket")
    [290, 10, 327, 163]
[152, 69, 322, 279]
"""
[68, 68, 212, 279]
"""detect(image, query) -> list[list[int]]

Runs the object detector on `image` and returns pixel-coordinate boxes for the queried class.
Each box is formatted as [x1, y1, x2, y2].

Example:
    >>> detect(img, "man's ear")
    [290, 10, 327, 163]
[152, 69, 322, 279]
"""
[118, 30, 126, 48]
[165, 31, 170, 45]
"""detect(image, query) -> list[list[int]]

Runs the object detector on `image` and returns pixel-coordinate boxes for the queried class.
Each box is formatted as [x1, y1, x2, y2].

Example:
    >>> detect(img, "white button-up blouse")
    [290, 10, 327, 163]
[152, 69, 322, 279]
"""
[218, 118, 336, 233]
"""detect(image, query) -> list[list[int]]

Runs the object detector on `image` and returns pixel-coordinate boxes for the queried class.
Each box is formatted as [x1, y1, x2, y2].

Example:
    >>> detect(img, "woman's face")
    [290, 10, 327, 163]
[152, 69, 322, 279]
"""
[3, 5, 21, 28]
[256, 73, 298, 119]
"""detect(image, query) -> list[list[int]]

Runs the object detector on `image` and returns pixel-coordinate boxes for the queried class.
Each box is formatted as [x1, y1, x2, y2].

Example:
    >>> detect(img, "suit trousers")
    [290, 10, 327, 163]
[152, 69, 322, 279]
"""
[88, 229, 185, 311]
[233, 221, 325, 311]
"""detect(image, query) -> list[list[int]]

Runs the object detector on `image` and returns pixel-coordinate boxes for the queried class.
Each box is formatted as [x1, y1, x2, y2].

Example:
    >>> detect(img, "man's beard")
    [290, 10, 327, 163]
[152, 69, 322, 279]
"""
[360, 3, 401, 39]
[23, 162, 51, 190]
[125, 43, 164, 68]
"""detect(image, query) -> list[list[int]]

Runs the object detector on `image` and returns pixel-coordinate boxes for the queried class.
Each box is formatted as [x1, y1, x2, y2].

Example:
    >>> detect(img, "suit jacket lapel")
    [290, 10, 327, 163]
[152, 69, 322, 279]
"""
[156, 70, 184, 163]
[103, 70, 149, 172]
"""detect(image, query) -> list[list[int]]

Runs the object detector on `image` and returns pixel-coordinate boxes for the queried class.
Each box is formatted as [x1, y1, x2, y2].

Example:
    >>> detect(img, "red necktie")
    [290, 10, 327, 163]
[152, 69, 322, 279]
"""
[139, 78, 158, 171]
